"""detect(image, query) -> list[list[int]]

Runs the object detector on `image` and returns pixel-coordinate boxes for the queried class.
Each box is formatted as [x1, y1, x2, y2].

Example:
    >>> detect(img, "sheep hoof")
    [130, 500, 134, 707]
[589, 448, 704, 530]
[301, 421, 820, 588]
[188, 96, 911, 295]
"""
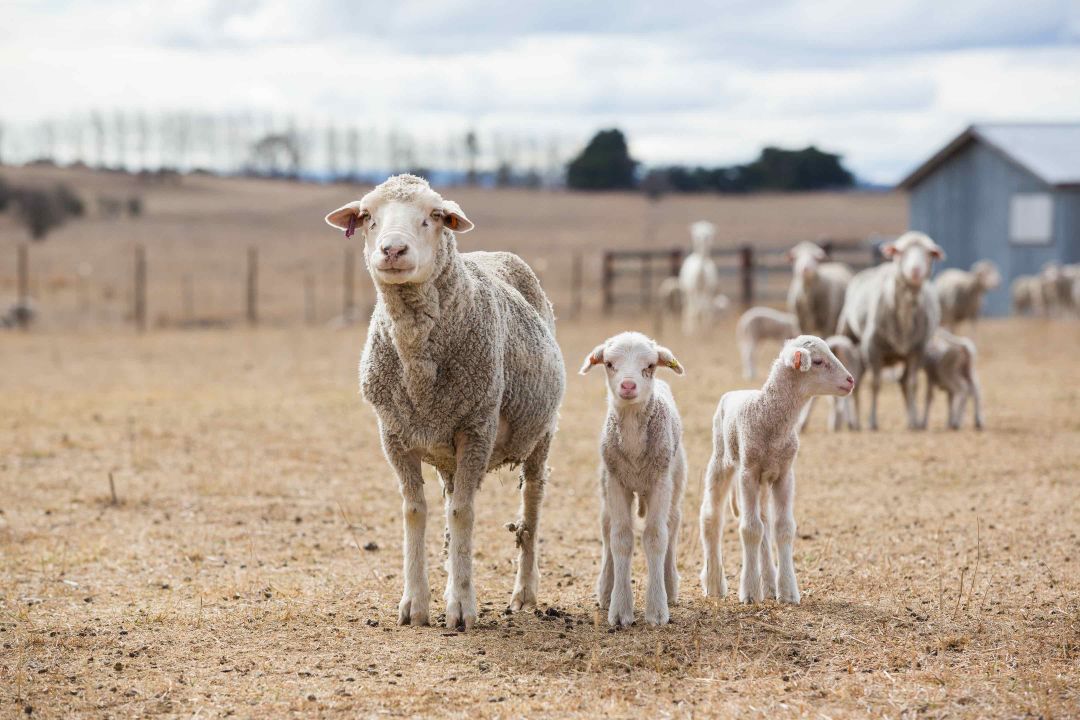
[644, 606, 669, 626]
[398, 596, 430, 626]
[507, 587, 536, 613]
[607, 603, 634, 628]
[445, 599, 476, 632]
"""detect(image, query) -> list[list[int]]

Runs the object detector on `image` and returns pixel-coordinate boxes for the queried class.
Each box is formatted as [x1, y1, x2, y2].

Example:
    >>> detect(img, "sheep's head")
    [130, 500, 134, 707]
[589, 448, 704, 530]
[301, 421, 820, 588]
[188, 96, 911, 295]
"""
[779, 335, 854, 397]
[972, 260, 1001, 291]
[324, 174, 473, 286]
[786, 242, 827, 283]
[881, 231, 944, 288]
[690, 221, 716, 255]
[579, 331, 683, 407]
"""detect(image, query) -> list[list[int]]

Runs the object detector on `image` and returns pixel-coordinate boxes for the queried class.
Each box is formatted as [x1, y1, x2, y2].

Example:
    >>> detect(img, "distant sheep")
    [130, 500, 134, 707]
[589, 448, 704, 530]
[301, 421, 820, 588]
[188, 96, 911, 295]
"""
[1011, 274, 1042, 315]
[922, 329, 984, 430]
[838, 231, 944, 430]
[934, 260, 1001, 327]
[324, 174, 565, 631]
[786, 241, 852, 337]
[580, 332, 686, 626]
[735, 306, 800, 379]
[801, 335, 865, 432]
[677, 221, 721, 335]
[700, 336, 854, 603]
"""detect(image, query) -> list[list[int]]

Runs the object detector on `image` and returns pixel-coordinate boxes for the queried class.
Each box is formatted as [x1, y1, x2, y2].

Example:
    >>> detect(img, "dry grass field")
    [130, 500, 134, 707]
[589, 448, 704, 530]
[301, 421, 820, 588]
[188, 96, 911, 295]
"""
[3, 313, 1079, 718]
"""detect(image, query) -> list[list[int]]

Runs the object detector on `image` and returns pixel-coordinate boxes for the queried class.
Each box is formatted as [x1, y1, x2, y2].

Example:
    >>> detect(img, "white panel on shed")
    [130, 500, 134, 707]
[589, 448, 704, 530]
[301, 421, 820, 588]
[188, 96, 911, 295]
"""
[1009, 193, 1053, 245]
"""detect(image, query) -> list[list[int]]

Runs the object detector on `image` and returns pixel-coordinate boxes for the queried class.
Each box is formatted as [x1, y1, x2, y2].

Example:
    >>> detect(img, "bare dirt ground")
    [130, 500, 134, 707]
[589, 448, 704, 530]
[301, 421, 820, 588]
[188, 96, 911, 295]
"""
[2, 315, 1079, 718]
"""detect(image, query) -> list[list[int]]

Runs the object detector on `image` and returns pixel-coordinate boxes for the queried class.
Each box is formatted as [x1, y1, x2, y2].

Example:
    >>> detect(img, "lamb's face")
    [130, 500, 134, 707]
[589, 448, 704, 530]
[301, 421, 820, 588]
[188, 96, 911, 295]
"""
[781, 335, 854, 397]
[973, 261, 1001, 291]
[787, 242, 826, 283]
[579, 331, 683, 408]
[883, 232, 944, 289]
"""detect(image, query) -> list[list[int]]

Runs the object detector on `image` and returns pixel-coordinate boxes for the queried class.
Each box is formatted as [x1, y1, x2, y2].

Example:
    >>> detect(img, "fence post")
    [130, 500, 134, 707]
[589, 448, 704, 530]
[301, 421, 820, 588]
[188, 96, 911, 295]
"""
[740, 244, 754, 307]
[669, 249, 683, 278]
[246, 246, 258, 326]
[343, 246, 355, 319]
[570, 251, 582, 320]
[134, 244, 147, 333]
[602, 251, 614, 314]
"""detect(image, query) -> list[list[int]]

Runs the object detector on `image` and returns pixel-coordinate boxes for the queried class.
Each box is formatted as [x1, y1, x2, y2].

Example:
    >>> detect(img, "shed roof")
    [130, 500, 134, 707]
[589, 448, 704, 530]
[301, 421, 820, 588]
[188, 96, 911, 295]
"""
[898, 123, 1080, 190]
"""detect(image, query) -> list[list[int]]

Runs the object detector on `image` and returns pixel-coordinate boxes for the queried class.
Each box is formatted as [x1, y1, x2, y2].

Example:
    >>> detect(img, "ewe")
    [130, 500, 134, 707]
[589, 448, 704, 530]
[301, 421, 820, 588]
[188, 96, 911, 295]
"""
[678, 221, 721, 335]
[735, 306, 800, 379]
[837, 231, 944, 430]
[700, 336, 853, 603]
[786, 241, 852, 337]
[580, 332, 686, 627]
[324, 175, 565, 631]
[934, 260, 1001, 328]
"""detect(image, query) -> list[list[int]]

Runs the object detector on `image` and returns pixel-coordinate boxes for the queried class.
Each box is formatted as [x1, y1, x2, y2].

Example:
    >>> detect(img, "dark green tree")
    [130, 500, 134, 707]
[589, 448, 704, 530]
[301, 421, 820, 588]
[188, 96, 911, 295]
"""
[566, 129, 637, 190]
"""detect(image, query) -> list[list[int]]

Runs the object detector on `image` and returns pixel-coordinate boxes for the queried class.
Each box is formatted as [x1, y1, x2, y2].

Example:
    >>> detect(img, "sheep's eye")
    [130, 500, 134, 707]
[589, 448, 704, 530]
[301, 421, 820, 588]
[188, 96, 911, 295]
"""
[812, 359, 824, 367]
[647, 364, 656, 371]
[370, 220, 377, 229]
[605, 361, 613, 369]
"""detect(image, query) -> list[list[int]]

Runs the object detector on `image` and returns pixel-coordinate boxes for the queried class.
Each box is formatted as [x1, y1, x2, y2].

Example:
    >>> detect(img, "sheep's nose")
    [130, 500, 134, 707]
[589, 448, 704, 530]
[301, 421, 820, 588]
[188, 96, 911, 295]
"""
[620, 380, 637, 391]
[845, 375, 854, 386]
[380, 241, 408, 259]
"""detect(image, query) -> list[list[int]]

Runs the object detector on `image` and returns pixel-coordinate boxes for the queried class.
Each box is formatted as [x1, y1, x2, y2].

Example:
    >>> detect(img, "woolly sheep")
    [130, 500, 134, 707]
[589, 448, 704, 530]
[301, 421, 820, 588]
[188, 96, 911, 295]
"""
[700, 335, 854, 603]
[837, 231, 944, 430]
[324, 175, 565, 631]
[677, 221, 721, 335]
[580, 332, 686, 627]
[1011, 274, 1042, 315]
[735, 306, 800, 379]
[934, 260, 1001, 327]
[786, 241, 853, 337]
[922, 329, 984, 430]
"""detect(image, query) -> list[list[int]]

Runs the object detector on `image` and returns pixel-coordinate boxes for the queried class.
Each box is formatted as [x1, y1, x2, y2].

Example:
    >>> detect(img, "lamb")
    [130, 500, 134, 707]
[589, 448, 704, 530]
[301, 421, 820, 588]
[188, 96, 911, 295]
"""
[735, 306, 800, 379]
[934, 260, 1001, 327]
[922, 329, 984, 430]
[700, 335, 854, 603]
[786, 241, 853, 337]
[677, 221, 721, 335]
[837, 231, 945, 430]
[323, 174, 565, 631]
[1011, 274, 1042, 315]
[580, 332, 686, 627]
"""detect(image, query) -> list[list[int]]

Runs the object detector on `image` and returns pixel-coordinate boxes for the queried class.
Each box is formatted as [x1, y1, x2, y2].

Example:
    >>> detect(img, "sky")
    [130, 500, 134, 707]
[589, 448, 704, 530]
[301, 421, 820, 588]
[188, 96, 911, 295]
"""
[1, 0, 1079, 183]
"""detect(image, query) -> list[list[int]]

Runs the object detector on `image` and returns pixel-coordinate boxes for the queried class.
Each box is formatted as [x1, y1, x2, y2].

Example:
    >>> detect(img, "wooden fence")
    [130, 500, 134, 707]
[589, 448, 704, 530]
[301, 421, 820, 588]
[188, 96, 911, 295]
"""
[601, 239, 880, 313]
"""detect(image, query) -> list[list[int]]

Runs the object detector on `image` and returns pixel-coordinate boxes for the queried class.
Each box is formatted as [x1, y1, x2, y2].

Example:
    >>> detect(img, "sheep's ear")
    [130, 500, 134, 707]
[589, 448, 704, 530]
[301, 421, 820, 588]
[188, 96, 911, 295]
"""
[929, 243, 945, 260]
[579, 344, 605, 374]
[656, 346, 684, 375]
[326, 202, 365, 231]
[782, 346, 811, 372]
[439, 200, 474, 233]
[880, 242, 899, 259]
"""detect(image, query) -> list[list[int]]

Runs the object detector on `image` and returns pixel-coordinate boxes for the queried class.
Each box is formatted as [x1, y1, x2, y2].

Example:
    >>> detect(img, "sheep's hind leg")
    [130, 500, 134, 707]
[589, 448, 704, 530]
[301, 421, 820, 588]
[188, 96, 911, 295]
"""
[700, 452, 732, 598]
[772, 471, 801, 604]
[508, 433, 551, 613]
[596, 471, 614, 609]
[737, 469, 765, 604]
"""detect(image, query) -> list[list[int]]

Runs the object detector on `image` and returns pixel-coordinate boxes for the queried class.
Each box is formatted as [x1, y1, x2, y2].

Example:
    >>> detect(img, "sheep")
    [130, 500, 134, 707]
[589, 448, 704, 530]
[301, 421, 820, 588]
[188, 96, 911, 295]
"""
[677, 221, 721, 335]
[1011, 274, 1042, 315]
[921, 329, 984, 430]
[837, 231, 945, 431]
[934, 260, 1001, 327]
[700, 335, 854, 603]
[580, 332, 686, 627]
[786, 241, 853, 337]
[735, 306, 800, 379]
[323, 174, 565, 631]
[800, 335, 865, 432]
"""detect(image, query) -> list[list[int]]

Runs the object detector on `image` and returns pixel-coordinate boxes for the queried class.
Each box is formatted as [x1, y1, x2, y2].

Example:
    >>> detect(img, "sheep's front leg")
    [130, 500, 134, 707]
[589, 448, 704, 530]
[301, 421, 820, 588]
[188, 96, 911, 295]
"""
[922, 375, 935, 429]
[509, 432, 551, 613]
[443, 432, 492, 631]
[772, 471, 800, 604]
[867, 363, 882, 431]
[901, 358, 922, 430]
[386, 445, 429, 626]
[642, 481, 673, 626]
[606, 480, 636, 627]
[596, 471, 614, 609]
[758, 499, 777, 600]
[737, 468, 764, 603]
[700, 452, 731, 598]
[970, 371, 985, 430]
[664, 452, 685, 604]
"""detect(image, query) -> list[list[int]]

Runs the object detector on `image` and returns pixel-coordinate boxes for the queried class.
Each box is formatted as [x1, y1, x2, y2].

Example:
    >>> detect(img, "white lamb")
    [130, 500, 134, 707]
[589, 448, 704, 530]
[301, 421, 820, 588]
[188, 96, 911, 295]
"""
[580, 332, 687, 627]
[677, 221, 720, 335]
[1011, 274, 1042, 316]
[922, 329, 984, 430]
[735, 306, 800, 379]
[786, 241, 853, 337]
[823, 335, 864, 431]
[934, 260, 1001, 328]
[700, 336, 854, 603]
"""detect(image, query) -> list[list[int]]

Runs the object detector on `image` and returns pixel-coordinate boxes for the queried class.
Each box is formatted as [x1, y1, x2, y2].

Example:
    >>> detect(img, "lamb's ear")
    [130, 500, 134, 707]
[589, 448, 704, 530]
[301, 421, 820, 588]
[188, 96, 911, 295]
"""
[782, 345, 811, 372]
[325, 202, 365, 231]
[579, 344, 605, 374]
[880, 242, 899, 259]
[439, 200, 474, 233]
[929, 242, 945, 260]
[656, 346, 684, 375]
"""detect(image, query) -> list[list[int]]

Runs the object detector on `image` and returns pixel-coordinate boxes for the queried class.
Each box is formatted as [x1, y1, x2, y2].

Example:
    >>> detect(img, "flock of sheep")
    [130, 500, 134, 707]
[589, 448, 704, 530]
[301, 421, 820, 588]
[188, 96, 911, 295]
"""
[323, 174, 1057, 631]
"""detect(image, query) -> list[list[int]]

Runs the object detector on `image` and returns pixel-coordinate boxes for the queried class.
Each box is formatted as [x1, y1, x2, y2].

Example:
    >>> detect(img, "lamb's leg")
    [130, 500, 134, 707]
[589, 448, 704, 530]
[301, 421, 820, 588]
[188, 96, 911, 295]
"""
[828, 397, 841, 433]
[948, 389, 964, 430]
[797, 397, 814, 433]
[848, 383, 861, 431]
[772, 471, 800, 604]
[642, 481, 673, 626]
[740, 339, 755, 380]
[664, 449, 685, 604]
[508, 432, 551, 613]
[922, 375, 935, 430]
[388, 447, 429, 626]
[868, 363, 882, 431]
[606, 480, 636, 627]
[758, 497, 777, 599]
[596, 471, 614, 609]
[737, 468, 764, 603]
[443, 431, 493, 631]
[970, 370, 985, 430]
[901, 358, 922, 430]
[700, 452, 731, 598]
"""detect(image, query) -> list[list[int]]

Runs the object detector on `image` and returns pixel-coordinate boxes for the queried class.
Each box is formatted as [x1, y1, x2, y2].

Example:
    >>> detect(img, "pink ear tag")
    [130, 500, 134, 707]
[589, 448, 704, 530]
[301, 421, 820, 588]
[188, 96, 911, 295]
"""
[345, 214, 357, 239]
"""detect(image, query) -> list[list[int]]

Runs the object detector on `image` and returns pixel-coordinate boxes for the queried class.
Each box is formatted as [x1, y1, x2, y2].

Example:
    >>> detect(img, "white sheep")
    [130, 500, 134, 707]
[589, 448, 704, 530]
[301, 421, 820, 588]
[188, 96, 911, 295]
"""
[700, 335, 854, 603]
[1011, 274, 1042, 315]
[823, 335, 864, 431]
[324, 175, 565, 631]
[677, 221, 721, 335]
[786, 241, 853, 337]
[922, 329, 984, 430]
[580, 332, 686, 627]
[735, 306, 800, 379]
[934, 260, 1001, 327]
[837, 231, 944, 430]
